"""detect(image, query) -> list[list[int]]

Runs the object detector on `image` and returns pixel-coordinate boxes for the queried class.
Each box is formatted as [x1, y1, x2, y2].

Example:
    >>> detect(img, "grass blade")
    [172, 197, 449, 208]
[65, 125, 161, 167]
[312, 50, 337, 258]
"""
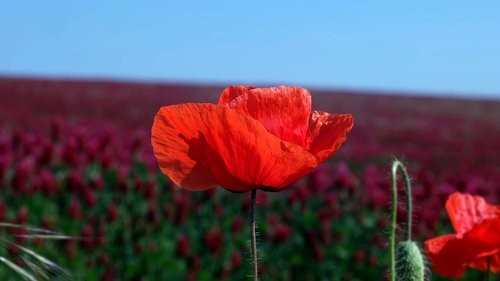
[0, 256, 38, 281]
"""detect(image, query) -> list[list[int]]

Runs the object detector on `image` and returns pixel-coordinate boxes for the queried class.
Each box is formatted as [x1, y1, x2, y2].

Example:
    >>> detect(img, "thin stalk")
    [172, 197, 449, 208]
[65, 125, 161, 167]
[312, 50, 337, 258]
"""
[390, 160, 413, 281]
[250, 189, 258, 281]
[485, 256, 491, 281]
[392, 161, 413, 240]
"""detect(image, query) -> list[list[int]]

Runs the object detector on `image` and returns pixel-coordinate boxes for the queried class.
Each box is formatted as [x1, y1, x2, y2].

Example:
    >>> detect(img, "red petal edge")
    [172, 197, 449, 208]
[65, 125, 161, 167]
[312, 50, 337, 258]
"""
[306, 111, 354, 162]
[224, 86, 312, 147]
[425, 217, 500, 278]
[152, 103, 318, 192]
[218, 86, 256, 105]
[446, 192, 500, 234]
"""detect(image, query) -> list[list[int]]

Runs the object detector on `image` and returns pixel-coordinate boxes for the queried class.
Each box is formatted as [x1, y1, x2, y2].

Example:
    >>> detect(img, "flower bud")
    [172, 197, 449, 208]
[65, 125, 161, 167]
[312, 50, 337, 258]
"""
[272, 224, 292, 244]
[0, 201, 6, 222]
[205, 227, 223, 254]
[67, 170, 84, 192]
[176, 234, 190, 257]
[395, 241, 425, 281]
[81, 224, 95, 250]
[90, 174, 104, 191]
[230, 217, 243, 235]
[70, 197, 82, 219]
[37, 169, 57, 195]
[0, 155, 9, 181]
[107, 203, 118, 222]
[98, 253, 110, 266]
[17, 207, 29, 224]
[65, 241, 76, 258]
[231, 250, 242, 269]
[83, 188, 97, 207]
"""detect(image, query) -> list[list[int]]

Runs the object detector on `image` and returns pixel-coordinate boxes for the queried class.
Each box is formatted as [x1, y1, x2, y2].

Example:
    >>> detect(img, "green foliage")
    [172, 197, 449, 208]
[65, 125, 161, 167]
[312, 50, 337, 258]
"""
[0, 160, 497, 280]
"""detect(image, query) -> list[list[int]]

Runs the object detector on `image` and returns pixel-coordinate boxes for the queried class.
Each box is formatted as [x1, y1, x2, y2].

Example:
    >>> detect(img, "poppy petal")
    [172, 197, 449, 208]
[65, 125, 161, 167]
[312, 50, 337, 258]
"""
[152, 103, 317, 192]
[468, 252, 500, 272]
[490, 252, 500, 272]
[152, 103, 219, 191]
[223, 86, 312, 147]
[425, 217, 500, 278]
[306, 111, 354, 162]
[446, 192, 500, 234]
[462, 217, 500, 271]
[218, 86, 256, 105]
[424, 234, 467, 279]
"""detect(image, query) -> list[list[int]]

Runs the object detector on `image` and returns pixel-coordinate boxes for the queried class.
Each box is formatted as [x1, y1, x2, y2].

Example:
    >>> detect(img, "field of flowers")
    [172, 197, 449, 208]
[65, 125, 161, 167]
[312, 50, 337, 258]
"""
[0, 77, 499, 280]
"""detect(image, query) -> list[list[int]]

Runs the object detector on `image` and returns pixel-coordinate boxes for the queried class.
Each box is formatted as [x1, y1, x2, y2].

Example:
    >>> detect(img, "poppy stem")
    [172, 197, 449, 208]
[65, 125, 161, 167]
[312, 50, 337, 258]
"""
[392, 160, 413, 240]
[485, 256, 491, 281]
[390, 160, 413, 281]
[250, 189, 258, 281]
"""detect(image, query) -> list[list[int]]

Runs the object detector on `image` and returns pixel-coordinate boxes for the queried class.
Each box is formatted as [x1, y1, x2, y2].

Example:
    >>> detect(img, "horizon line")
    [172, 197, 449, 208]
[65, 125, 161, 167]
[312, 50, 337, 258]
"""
[1, 72, 499, 102]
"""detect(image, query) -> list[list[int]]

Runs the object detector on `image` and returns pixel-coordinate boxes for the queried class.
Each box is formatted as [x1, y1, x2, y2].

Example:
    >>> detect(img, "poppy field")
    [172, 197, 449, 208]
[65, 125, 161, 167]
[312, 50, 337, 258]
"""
[0, 77, 499, 280]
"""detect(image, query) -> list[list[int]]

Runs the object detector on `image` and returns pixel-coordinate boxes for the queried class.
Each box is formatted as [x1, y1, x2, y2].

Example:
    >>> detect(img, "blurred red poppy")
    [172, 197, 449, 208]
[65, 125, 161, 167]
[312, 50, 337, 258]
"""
[151, 86, 353, 192]
[424, 192, 500, 278]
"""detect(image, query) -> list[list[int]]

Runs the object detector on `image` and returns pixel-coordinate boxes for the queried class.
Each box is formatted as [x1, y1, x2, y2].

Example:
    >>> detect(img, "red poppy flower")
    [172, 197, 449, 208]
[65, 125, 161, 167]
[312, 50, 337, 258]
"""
[151, 86, 353, 192]
[424, 192, 500, 278]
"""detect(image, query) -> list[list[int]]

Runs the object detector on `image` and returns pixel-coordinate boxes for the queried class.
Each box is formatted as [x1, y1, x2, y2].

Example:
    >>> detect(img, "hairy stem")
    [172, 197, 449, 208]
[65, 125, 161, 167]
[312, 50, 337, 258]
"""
[250, 189, 258, 281]
[390, 160, 413, 281]
[485, 256, 491, 281]
[392, 160, 413, 240]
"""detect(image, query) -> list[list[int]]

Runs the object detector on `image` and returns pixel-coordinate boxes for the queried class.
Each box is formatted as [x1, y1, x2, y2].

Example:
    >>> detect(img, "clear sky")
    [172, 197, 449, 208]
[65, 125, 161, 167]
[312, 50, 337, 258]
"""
[1, 1, 500, 98]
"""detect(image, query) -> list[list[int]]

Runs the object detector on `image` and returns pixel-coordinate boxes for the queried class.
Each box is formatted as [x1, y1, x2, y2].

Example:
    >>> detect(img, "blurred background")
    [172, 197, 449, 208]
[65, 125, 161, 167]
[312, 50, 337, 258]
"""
[0, 1, 499, 280]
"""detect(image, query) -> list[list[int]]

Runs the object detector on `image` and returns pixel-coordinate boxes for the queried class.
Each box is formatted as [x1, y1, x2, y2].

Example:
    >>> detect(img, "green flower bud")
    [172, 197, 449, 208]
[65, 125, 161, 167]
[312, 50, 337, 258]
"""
[395, 241, 425, 281]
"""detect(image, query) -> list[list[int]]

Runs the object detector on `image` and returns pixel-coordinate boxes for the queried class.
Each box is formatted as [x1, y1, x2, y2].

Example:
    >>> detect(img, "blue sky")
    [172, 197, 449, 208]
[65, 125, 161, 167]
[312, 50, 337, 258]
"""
[1, 1, 500, 98]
